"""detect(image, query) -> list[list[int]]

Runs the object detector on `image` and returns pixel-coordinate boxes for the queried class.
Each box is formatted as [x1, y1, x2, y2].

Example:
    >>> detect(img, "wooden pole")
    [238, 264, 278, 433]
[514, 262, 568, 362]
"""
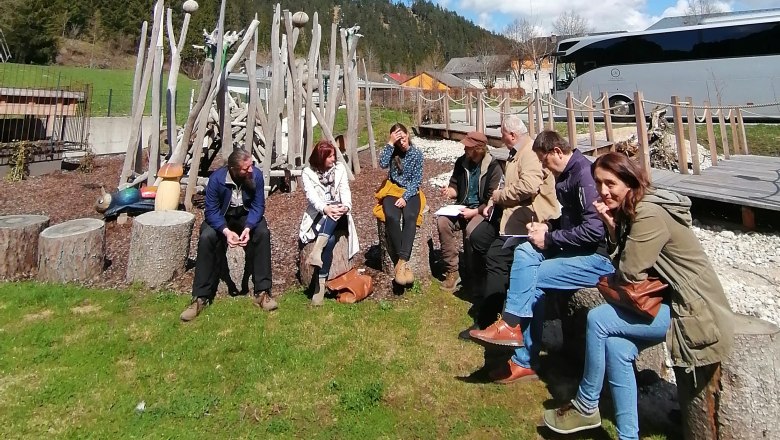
[546, 97, 554, 131]
[634, 91, 650, 178]
[587, 93, 596, 149]
[737, 109, 749, 154]
[717, 100, 730, 160]
[671, 96, 689, 174]
[526, 96, 535, 138]
[465, 91, 472, 125]
[566, 92, 576, 150]
[475, 91, 484, 133]
[601, 92, 614, 145]
[303, 13, 320, 164]
[245, 20, 259, 155]
[164, 6, 192, 159]
[212, 0, 228, 161]
[685, 96, 701, 175]
[130, 21, 148, 175]
[361, 59, 377, 168]
[416, 90, 423, 128]
[703, 101, 718, 167]
[340, 27, 361, 174]
[534, 91, 543, 135]
[119, 1, 163, 189]
[325, 23, 339, 128]
[444, 89, 451, 138]
[729, 109, 740, 155]
[147, 19, 164, 186]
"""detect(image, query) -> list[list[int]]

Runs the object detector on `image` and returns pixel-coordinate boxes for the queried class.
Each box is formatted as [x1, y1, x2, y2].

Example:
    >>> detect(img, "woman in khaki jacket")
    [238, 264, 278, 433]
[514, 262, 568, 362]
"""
[544, 152, 733, 440]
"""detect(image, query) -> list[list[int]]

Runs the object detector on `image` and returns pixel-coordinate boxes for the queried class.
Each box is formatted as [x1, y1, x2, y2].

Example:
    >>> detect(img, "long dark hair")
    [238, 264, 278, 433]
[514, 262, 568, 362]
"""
[592, 152, 652, 222]
[309, 140, 336, 172]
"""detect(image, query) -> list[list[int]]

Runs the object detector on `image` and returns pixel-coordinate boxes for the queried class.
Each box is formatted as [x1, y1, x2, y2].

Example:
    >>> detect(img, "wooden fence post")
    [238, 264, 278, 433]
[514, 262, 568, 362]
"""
[534, 91, 544, 135]
[475, 91, 484, 133]
[566, 92, 576, 150]
[718, 100, 731, 160]
[737, 109, 749, 154]
[527, 95, 536, 138]
[686, 96, 701, 175]
[634, 91, 650, 178]
[671, 96, 689, 174]
[703, 101, 718, 167]
[729, 109, 740, 155]
[546, 97, 554, 131]
[601, 92, 614, 145]
[465, 91, 472, 125]
[444, 90, 451, 138]
[587, 93, 596, 149]
[416, 89, 422, 128]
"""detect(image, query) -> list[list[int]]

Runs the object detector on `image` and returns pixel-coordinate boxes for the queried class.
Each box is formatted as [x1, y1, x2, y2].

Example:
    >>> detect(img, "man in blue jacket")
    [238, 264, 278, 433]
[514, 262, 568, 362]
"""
[470, 130, 615, 383]
[180, 149, 275, 322]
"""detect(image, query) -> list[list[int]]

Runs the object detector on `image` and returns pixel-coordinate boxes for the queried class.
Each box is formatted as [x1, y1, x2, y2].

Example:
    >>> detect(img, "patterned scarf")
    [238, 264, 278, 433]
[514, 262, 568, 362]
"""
[317, 167, 338, 203]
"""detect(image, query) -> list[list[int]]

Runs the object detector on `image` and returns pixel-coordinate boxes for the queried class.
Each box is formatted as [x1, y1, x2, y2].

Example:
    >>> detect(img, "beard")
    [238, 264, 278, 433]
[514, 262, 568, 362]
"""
[229, 169, 256, 191]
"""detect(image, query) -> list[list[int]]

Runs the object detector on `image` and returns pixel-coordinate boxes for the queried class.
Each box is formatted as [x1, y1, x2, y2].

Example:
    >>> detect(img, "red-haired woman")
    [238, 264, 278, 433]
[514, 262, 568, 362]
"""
[544, 152, 733, 439]
[299, 140, 359, 305]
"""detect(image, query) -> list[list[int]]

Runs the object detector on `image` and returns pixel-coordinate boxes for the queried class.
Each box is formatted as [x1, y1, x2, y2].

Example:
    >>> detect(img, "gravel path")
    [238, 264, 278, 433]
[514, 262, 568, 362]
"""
[415, 136, 780, 327]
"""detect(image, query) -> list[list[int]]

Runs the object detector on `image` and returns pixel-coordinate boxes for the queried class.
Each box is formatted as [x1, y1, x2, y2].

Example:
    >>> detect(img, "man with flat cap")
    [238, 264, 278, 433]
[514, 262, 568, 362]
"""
[437, 131, 503, 292]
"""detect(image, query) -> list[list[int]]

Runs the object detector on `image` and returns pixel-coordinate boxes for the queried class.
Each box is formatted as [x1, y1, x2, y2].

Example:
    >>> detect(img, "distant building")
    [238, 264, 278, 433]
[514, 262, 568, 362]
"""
[400, 71, 476, 91]
[443, 53, 554, 95]
[383, 72, 412, 84]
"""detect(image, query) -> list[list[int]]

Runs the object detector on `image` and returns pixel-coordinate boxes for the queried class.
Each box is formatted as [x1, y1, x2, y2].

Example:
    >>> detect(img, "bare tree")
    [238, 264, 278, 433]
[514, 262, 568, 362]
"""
[469, 37, 506, 89]
[552, 10, 592, 38]
[685, 0, 723, 20]
[503, 18, 553, 94]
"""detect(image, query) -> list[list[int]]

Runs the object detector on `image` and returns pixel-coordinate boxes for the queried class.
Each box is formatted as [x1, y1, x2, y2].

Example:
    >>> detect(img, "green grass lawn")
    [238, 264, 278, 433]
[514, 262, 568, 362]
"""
[0, 63, 198, 120]
[0, 281, 673, 439]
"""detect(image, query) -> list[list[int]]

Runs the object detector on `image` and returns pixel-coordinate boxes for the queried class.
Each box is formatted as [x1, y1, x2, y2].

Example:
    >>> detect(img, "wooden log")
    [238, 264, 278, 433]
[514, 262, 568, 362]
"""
[677, 314, 780, 439]
[686, 96, 701, 175]
[634, 91, 651, 177]
[587, 93, 596, 148]
[38, 218, 105, 283]
[298, 227, 353, 287]
[126, 210, 195, 287]
[672, 96, 689, 174]
[376, 216, 431, 282]
[566, 92, 576, 150]
[704, 101, 718, 167]
[0, 215, 50, 279]
[717, 103, 730, 159]
[602, 92, 614, 145]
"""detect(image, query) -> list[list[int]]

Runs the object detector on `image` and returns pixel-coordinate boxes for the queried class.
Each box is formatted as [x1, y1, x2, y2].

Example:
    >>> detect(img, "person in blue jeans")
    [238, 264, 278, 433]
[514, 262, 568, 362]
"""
[470, 130, 615, 383]
[543, 152, 733, 439]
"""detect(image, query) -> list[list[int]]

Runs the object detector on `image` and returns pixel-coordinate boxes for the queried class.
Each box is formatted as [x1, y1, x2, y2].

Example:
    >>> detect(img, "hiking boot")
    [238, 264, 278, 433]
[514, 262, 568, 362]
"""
[394, 259, 412, 285]
[252, 291, 278, 311]
[468, 315, 524, 347]
[180, 297, 208, 322]
[544, 402, 601, 434]
[440, 271, 461, 292]
[312, 278, 326, 306]
[489, 359, 538, 384]
[306, 235, 329, 268]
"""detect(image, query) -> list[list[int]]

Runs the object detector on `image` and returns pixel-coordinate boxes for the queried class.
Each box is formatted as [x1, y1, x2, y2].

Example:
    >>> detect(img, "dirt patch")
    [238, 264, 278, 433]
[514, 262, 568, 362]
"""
[0, 150, 453, 301]
[23, 309, 54, 321]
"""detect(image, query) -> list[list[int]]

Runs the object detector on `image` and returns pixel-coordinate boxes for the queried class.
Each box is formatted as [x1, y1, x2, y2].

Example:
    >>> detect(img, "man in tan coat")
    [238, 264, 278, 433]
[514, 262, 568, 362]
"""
[465, 115, 558, 333]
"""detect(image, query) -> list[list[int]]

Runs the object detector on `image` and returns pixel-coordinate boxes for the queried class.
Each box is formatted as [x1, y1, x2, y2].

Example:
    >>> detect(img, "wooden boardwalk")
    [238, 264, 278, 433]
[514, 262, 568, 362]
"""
[418, 123, 780, 227]
[650, 156, 780, 214]
[418, 123, 614, 156]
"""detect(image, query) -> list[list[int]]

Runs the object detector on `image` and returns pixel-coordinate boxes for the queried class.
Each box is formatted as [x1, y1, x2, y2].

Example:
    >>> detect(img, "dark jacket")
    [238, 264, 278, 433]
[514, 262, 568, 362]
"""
[448, 152, 502, 211]
[204, 165, 266, 233]
[545, 149, 606, 253]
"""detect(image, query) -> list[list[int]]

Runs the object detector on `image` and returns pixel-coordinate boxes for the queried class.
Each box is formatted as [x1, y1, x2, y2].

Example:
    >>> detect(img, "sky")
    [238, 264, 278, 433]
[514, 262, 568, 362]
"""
[432, 0, 780, 34]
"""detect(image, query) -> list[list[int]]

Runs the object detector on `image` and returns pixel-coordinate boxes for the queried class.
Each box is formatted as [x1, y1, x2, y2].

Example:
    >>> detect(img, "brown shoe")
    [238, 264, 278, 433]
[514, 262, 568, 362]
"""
[489, 360, 538, 384]
[403, 264, 415, 286]
[468, 315, 524, 347]
[180, 297, 208, 322]
[394, 259, 412, 285]
[440, 271, 461, 292]
[252, 291, 278, 311]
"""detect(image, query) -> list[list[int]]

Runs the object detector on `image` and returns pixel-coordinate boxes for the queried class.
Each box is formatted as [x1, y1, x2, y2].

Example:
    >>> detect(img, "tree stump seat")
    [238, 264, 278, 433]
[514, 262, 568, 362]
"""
[0, 215, 50, 280]
[126, 210, 195, 288]
[376, 213, 432, 283]
[298, 226, 354, 290]
[37, 218, 105, 283]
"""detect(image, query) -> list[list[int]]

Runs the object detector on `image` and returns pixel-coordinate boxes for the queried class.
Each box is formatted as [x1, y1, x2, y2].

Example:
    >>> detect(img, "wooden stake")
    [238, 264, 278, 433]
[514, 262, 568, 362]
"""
[602, 92, 614, 145]
[671, 96, 689, 174]
[361, 58, 377, 168]
[737, 109, 749, 154]
[634, 91, 650, 178]
[566, 92, 576, 149]
[587, 93, 596, 149]
[703, 101, 718, 167]
[686, 96, 700, 175]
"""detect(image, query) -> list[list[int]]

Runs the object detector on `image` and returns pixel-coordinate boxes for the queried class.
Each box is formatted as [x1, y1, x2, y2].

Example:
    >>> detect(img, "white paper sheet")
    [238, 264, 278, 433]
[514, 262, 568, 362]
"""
[434, 204, 466, 217]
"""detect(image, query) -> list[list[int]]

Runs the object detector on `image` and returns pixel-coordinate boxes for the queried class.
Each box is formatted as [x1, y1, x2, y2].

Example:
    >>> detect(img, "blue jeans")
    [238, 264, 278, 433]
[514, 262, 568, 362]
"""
[575, 303, 671, 440]
[506, 241, 615, 369]
[315, 217, 339, 278]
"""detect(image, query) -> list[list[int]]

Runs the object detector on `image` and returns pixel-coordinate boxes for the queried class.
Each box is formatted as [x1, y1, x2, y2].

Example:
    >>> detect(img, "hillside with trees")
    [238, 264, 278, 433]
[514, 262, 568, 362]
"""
[0, 0, 508, 75]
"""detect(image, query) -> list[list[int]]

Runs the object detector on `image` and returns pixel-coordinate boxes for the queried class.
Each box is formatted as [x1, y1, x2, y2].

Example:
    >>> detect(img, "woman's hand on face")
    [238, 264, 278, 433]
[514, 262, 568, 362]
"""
[387, 129, 402, 147]
[593, 200, 615, 230]
[394, 197, 407, 208]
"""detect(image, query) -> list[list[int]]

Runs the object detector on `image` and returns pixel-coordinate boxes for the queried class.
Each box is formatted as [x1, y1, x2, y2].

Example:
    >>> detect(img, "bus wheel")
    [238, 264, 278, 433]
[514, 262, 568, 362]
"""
[609, 97, 635, 121]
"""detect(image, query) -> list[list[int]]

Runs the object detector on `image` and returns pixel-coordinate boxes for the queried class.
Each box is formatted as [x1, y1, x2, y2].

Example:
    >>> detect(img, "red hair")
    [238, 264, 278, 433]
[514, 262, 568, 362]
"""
[309, 140, 336, 172]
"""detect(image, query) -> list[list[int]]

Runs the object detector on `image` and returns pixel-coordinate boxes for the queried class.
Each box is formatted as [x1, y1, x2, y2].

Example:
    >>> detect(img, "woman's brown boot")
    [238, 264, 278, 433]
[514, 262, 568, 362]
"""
[312, 278, 326, 306]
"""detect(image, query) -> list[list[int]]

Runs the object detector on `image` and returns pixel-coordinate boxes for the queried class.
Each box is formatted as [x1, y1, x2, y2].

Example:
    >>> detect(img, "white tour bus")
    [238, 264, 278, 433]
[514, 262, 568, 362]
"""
[553, 10, 780, 119]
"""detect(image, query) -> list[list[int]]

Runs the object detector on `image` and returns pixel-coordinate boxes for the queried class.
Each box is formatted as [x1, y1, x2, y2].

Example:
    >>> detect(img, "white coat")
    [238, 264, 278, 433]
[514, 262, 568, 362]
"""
[299, 162, 359, 258]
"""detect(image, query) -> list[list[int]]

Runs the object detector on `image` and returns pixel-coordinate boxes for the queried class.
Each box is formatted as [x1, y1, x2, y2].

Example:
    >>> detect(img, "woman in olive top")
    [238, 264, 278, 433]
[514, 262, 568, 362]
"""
[544, 152, 733, 440]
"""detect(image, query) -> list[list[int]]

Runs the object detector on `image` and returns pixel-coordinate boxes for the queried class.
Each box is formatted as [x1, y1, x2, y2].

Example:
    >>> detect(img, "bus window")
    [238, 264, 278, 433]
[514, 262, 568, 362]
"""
[556, 62, 576, 89]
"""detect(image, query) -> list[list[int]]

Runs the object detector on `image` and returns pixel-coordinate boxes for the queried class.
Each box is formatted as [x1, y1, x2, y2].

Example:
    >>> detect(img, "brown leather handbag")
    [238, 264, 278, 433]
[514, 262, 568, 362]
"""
[326, 268, 374, 304]
[597, 274, 668, 319]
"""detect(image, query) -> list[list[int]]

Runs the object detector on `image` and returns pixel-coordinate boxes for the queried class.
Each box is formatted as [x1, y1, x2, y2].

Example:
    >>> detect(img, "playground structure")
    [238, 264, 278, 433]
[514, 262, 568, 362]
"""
[117, 0, 375, 208]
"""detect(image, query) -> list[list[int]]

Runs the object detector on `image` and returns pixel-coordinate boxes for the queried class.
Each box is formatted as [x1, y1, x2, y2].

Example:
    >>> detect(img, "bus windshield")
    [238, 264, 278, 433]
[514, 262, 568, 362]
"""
[556, 61, 576, 91]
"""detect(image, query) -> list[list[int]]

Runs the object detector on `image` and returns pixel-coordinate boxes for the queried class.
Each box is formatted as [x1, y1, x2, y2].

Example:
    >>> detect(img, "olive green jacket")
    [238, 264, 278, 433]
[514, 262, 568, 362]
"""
[615, 190, 733, 368]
